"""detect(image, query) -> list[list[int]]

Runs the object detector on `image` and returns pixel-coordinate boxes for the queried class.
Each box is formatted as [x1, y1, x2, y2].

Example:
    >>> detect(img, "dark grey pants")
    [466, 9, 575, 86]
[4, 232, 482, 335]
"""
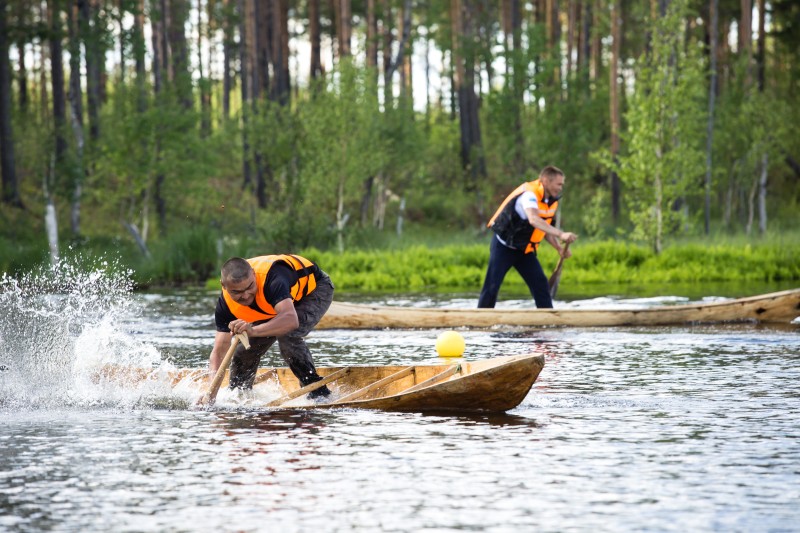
[229, 271, 334, 391]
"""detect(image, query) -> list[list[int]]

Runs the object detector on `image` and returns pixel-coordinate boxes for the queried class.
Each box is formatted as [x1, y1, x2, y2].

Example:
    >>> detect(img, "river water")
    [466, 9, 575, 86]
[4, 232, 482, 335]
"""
[1, 264, 799, 532]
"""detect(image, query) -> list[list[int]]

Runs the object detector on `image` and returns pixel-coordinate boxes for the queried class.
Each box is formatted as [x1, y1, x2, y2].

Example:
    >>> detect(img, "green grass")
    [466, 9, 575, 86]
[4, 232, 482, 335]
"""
[302, 241, 798, 292]
[3, 223, 799, 292]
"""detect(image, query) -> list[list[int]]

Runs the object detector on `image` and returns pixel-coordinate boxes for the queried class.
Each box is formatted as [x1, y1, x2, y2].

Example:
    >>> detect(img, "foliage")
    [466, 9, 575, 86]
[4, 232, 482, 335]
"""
[2, 0, 800, 287]
[596, 0, 708, 254]
[712, 61, 794, 232]
[297, 237, 800, 292]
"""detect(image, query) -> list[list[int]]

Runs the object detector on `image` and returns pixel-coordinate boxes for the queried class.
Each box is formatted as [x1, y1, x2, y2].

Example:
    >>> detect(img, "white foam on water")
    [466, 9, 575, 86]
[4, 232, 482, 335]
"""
[0, 257, 187, 410]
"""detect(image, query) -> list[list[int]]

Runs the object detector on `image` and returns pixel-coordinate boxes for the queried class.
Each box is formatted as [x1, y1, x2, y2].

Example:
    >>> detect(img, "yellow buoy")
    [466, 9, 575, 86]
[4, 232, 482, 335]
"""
[435, 331, 466, 357]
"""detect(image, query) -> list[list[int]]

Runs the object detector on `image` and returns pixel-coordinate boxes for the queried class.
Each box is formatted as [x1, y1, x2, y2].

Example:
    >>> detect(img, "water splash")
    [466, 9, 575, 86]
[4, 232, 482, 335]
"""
[0, 258, 176, 409]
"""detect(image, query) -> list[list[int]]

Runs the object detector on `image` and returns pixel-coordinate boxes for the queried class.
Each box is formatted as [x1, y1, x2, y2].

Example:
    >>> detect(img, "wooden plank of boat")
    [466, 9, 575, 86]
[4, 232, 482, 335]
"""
[320, 354, 543, 412]
[317, 288, 800, 329]
[92, 353, 545, 413]
[265, 367, 351, 407]
[333, 366, 415, 404]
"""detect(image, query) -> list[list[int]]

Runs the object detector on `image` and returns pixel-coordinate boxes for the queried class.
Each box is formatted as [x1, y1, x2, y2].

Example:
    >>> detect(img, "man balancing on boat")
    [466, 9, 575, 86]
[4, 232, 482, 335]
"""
[478, 165, 578, 309]
[202, 254, 335, 402]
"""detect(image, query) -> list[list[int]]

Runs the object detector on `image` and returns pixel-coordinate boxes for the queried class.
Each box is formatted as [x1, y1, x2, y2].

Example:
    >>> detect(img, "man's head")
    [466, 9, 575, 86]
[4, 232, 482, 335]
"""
[539, 165, 566, 200]
[221, 257, 257, 305]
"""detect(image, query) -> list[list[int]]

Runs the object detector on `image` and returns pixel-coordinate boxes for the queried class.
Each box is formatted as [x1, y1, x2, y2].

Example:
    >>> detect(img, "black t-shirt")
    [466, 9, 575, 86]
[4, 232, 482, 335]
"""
[214, 261, 320, 332]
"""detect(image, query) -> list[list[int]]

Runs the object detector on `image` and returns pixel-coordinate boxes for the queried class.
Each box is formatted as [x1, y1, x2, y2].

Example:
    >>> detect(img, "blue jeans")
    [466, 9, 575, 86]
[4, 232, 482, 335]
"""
[477, 236, 553, 309]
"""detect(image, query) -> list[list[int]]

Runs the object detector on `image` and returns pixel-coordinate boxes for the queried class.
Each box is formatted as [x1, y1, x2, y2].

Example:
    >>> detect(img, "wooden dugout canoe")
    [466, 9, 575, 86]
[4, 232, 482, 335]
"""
[96, 353, 545, 413]
[317, 289, 800, 329]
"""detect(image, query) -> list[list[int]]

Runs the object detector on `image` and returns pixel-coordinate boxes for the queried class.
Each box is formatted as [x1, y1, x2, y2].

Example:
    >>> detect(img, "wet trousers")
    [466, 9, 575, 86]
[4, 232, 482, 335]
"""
[229, 271, 334, 392]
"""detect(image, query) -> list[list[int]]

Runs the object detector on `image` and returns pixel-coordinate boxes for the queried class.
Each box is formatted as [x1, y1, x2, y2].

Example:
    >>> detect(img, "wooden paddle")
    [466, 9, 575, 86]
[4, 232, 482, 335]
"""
[201, 332, 250, 406]
[548, 241, 571, 300]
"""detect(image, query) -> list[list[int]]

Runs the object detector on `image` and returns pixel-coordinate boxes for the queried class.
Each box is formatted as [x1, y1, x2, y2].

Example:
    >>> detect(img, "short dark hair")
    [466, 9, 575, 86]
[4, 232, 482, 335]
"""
[221, 257, 253, 284]
[539, 165, 565, 181]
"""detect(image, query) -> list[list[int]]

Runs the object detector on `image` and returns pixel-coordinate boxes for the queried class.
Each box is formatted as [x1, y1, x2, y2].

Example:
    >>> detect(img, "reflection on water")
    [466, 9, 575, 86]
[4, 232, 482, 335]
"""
[1, 269, 799, 531]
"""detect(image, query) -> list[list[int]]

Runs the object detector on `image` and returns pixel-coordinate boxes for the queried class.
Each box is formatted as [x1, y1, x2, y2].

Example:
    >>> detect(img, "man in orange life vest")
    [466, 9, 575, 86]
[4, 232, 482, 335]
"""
[478, 166, 578, 309]
[208, 254, 334, 399]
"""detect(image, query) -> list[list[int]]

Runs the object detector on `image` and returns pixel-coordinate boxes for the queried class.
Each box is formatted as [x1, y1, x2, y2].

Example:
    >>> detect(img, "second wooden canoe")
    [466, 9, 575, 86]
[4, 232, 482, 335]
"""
[317, 288, 800, 329]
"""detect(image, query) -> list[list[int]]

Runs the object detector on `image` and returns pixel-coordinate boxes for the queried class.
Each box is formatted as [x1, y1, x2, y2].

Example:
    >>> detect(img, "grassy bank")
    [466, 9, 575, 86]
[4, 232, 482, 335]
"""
[300, 238, 800, 292]
[3, 226, 798, 293]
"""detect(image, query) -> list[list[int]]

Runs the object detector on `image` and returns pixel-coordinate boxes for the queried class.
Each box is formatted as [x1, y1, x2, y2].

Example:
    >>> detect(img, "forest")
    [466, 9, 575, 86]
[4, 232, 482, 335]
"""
[0, 0, 798, 285]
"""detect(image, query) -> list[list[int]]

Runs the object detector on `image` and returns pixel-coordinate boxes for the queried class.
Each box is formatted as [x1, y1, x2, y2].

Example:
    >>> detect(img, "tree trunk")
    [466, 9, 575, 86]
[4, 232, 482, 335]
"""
[566, 0, 576, 85]
[398, 1, 412, 101]
[222, 0, 233, 116]
[38, 2, 50, 123]
[336, 180, 348, 252]
[704, 0, 718, 235]
[756, 0, 765, 91]
[740, 0, 752, 85]
[15, 0, 28, 113]
[360, 175, 374, 226]
[745, 172, 757, 235]
[578, 0, 590, 89]
[249, 0, 268, 208]
[153, 0, 176, 237]
[546, 0, 561, 89]
[79, 0, 100, 140]
[654, 147, 663, 254]
[238, 0, 252, 191]
[424, 33, 431, 119]
[382, 0, 393, 104]
[49, 0, 68, 163]
[151, 0, 164, 94]
[383, 0, 412, 102]
[508, 0, 523, 174]
[0, 0, 21, 207]
[45, 194, 60, 264]
[328, 0, 337, 64]
[338, 0, 351, 57]
[590, 0, 600, 84]
[758, 153, 767, 234]
[609, 0, 621, 224]
[785, 154, 800, 179]
[197, 0, 210, 135]
[133, 0, 147, 112]
[396, 197, 405, 236]
[168, 0, 192, 109]
[366, 0, 377, 70]
[451, 0, 487, 198]
[309, 0, 322, 80]
[252, 0, 266, 100]
[68, 1, 85, 237]
[272, 0, 290, 105]
[756, 0, 766, 234]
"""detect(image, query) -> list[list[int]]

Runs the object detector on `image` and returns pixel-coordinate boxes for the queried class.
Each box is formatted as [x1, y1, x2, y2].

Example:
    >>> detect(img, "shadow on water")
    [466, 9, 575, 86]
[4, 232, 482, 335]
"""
[207, 407, 541, 433]
[417, 409, 542, 428]
[211, 409, 333, 433]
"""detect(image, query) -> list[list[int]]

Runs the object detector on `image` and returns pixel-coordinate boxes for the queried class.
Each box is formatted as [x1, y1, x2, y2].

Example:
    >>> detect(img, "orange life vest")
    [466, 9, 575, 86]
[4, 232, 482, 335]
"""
[222, 254, 318, 323]
[487, 179, 559, 254]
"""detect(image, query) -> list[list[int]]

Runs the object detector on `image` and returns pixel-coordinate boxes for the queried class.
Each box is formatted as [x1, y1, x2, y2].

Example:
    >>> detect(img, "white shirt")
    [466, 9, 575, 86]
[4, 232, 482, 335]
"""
[496, 191, 539, 248]
[515, 190, 539, 219]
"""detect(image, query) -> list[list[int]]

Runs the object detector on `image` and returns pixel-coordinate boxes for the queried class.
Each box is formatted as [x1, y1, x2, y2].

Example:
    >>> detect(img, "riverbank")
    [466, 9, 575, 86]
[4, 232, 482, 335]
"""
[3, 229, 798, 292]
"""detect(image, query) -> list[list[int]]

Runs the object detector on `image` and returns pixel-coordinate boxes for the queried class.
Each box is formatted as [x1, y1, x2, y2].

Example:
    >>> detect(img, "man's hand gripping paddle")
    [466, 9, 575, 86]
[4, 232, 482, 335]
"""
[200, 332, 250, 407]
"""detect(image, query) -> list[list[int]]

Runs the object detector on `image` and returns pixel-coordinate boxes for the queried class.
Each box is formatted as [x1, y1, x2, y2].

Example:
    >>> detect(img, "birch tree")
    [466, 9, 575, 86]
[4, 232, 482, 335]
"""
[601, 0, 706, 253]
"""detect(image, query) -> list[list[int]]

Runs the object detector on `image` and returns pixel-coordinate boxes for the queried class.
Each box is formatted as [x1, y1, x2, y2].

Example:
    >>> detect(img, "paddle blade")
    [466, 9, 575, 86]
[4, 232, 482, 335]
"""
[548, 269, 563, 299]
[548, 242, 570, 300]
